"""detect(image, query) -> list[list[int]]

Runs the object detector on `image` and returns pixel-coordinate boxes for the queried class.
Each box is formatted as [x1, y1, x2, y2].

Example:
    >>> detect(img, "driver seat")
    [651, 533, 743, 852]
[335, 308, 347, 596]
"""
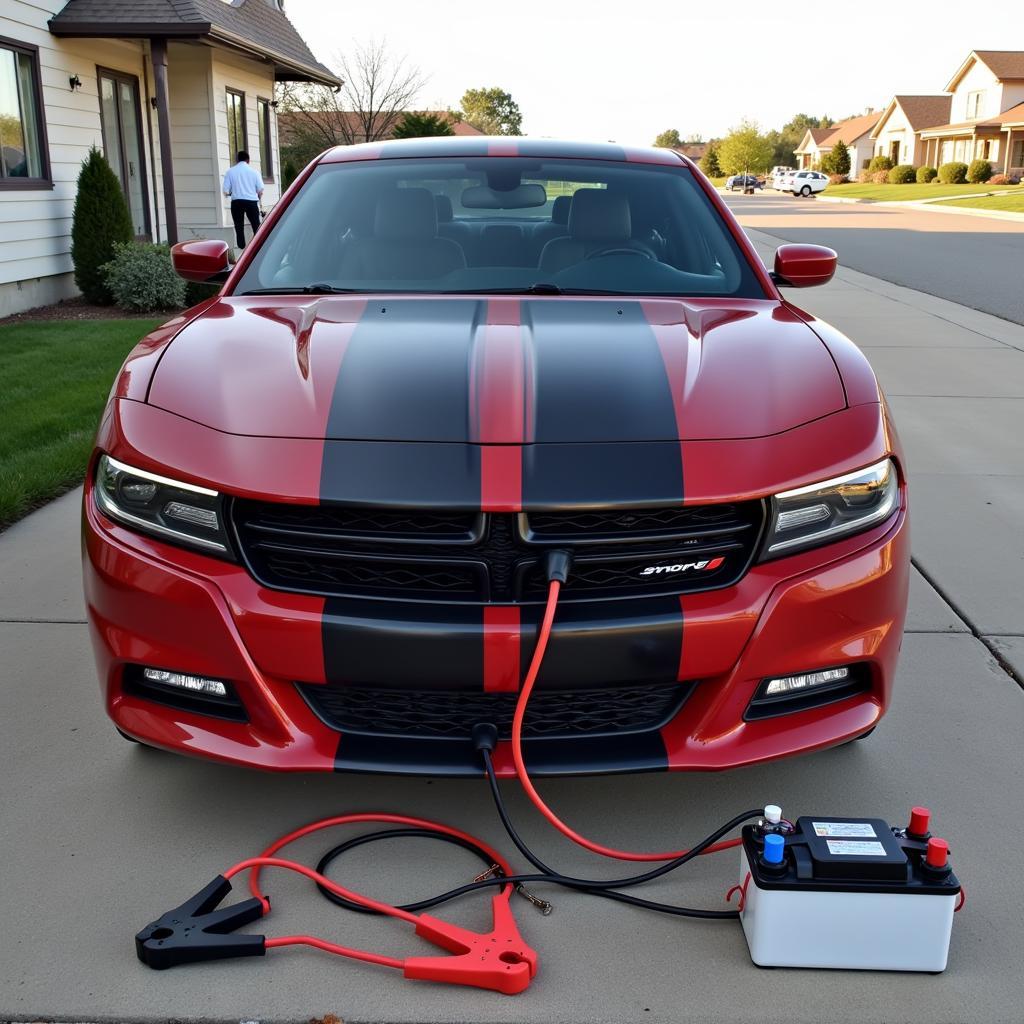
[538, 189, 647, 274]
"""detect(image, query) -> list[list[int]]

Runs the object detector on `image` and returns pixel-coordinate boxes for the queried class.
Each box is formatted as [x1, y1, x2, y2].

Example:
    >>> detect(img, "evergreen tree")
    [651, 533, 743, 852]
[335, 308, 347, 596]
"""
[392, 111, 456, 139]
[699, 141, 722, 177]
[831, 139, 851, 176]
[70, 147, 133, 304]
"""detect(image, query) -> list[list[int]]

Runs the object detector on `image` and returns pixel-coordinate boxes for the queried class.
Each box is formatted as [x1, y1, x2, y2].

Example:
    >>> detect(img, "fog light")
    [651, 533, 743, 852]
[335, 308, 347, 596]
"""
[142, 668, 228, 697]
[763, 666, 850, 697]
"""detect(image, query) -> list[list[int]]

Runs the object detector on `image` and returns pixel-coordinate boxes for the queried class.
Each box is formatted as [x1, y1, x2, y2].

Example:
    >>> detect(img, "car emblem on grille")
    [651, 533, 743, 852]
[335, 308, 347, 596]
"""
[639, 557, 725, 576]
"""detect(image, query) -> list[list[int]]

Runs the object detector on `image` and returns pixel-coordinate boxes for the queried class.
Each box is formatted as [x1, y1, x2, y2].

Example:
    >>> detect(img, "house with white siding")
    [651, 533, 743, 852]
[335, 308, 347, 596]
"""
[0, 0, 339, 316]
[869, 95, 952, 168]
[793, 111, 880, 173]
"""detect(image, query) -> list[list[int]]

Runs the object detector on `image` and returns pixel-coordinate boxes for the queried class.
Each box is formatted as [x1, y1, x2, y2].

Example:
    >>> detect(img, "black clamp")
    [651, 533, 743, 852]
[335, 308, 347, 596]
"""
[136, 875, 267, 969]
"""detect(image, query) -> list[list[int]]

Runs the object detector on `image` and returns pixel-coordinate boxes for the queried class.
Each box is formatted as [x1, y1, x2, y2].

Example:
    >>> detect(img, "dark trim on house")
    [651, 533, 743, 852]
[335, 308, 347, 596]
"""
[96, 64, 153, 240]
[141, 56, 162, 243]
[149, 37, 177, 246]
[257, 95, 274, 182]
[48, 21, 211, 38]
[0, 33, 53, 192]
[226, 86, 247, 161]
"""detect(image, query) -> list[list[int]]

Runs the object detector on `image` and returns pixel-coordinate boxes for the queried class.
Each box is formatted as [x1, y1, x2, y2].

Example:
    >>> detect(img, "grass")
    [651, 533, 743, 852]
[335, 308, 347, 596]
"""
[0, 318, 163, 530]
[825, 182, 1021, 202]
[935, 191, 1024, 213]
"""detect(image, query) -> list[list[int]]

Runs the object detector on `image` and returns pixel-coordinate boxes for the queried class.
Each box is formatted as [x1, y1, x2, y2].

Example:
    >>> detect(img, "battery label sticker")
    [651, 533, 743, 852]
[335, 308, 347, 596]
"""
[812, 821, 877, 838]
[826, 840, 887, 856]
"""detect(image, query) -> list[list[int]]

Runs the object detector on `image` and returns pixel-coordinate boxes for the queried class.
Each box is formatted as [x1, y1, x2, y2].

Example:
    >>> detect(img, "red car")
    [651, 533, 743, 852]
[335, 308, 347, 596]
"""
[82, 137, 908, 776]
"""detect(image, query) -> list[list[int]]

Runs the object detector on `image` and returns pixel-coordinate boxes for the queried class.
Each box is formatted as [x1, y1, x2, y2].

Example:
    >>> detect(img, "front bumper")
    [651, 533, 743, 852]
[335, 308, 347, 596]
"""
[83, 477, 909, 777]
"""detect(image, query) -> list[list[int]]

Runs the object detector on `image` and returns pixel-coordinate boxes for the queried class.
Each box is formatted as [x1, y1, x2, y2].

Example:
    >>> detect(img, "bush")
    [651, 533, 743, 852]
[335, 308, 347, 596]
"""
[184, 281, 222, 307]
[70, 147, 134, 304]
[828, 173, 848, 185]
[887, 164, 916, 184]
[967, 159, 993, 184]
[938, 161, 968, 184]
[282, 158, 300, 190]
[101, 242, 186, 312]
[831, 140, 851, 177]
[872, 170, 891, 184]
[916, 166, 938, 183]
[989, 173, 1019, 185]
[857, 169, 874, 183]
[868, 154, 894, 173]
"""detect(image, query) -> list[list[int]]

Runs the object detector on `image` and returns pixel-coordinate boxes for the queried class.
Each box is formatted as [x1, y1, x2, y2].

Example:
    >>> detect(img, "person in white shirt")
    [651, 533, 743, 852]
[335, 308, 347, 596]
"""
[222, 150, 264, 248]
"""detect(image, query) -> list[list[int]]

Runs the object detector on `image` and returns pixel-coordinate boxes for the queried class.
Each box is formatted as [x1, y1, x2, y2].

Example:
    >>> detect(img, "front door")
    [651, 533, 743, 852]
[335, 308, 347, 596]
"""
[98, 68, 150, 238]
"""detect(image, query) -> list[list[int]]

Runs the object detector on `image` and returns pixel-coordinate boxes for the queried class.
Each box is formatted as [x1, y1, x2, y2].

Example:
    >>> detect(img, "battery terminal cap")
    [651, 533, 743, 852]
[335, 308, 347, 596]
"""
[925, 838, 949, 869]
[763, 805, 782, 825]
[908, 806, 931, 838]
[763, 833, 785, 865]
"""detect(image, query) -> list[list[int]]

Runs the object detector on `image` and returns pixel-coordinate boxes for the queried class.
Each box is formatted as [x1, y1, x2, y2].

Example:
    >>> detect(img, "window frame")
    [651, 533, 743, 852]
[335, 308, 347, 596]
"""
[256, 96, 274, 183]
[226, 87, 247, 161]
[967, 90, 983, 119]
[0, 34, 52, 191]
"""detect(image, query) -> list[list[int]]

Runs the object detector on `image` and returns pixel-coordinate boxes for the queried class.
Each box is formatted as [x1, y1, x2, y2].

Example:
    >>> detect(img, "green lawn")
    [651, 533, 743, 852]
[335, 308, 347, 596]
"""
[826, 182, 1021, 202]
[0, 318, 163, 530]
[935, 191, 1024, 213]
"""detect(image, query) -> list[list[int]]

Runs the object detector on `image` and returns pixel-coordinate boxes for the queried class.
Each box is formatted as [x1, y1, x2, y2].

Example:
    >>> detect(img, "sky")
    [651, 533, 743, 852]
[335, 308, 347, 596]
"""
[285, 1, 1023, 144]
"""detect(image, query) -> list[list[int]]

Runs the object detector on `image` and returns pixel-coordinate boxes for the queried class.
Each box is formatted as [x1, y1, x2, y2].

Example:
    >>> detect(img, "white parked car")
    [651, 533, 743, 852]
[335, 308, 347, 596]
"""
[789, 170, 829, 197]
[769, 166, 794, 189]
[773, 169, 797, 191]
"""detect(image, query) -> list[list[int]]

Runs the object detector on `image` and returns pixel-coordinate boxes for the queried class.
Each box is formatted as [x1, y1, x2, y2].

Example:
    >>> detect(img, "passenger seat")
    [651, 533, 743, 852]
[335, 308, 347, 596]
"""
[538, 190, 649, 274]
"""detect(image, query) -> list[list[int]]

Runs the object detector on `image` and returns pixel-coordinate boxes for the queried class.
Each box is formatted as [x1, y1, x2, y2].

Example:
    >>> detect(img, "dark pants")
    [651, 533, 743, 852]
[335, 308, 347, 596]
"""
[230, 199, 261, 248]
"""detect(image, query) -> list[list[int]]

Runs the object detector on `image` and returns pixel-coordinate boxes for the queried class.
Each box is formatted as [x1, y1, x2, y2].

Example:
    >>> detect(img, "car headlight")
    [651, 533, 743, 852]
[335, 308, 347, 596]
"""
[763, 458, 899, 558]
[94, 454, 232, 557]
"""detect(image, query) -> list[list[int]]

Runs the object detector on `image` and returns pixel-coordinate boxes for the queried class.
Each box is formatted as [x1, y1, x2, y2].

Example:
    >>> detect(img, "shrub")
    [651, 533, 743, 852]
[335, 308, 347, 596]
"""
[831, 140, 851, 177]
[70, 147, 134, 304]
[916, 166, 938, 183]
[887, 164, 916, 184]
[184, 281, 222, 307]
[872, 170, 891, 184]
[857, 169, 874, 183]
[937, 161, 968, 184]
[967, 158, 993, 184]
[828, 173, 848, 185]
[868, 154, 894, 173]
[282, 158, 300, 190]
[101, 242, 186, 312]
[989, 173, 1019, 185]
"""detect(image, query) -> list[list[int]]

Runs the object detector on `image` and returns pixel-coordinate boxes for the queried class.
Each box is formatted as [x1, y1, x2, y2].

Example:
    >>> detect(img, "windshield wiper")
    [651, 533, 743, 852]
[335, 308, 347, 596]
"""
[458, 283, 565, 295]
[239, 284, 362, 295]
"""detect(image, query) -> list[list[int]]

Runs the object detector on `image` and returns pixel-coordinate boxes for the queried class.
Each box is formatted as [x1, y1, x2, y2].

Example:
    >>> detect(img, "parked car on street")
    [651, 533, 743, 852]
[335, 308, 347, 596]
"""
[769, 166, 794, 189]
[774, 169, 797, 191]
[725, 174, 763, 191]
[83, 137, 906, 777]
[790, 170, 829, 197]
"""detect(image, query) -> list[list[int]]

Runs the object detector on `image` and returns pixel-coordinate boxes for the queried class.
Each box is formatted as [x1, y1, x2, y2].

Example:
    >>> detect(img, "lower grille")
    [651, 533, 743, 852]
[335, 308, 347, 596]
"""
[299, 681, 694, 740]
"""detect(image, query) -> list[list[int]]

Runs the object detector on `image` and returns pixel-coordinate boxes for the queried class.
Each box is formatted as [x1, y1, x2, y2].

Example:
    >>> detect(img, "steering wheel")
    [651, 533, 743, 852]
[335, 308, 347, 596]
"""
[586, 245, 654, 261]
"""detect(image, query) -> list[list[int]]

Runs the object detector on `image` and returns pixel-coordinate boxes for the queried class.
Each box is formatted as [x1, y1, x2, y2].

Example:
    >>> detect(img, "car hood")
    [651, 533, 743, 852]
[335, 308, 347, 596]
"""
[146, 295, 846, 442]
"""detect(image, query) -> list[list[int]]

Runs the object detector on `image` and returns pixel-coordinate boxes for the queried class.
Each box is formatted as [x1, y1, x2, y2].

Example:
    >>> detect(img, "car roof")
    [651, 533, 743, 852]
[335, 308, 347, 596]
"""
[319, 135, 687, 167]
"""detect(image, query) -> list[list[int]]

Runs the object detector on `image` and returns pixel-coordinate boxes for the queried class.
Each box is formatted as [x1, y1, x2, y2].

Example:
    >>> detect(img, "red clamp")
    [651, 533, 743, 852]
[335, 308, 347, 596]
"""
[404, 892, 538, 995]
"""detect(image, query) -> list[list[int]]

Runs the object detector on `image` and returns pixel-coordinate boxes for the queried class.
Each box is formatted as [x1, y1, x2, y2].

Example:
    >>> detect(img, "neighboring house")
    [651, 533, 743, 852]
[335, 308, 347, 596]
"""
[672, 141, 707, 162]
[794, 112, 880, 172]
[793, 127, 834, 170]
[870, 95, 952, 167]
[0, 0, 339, 316]
[277, 110, 484, 151]
[918, 51, 1024, 175]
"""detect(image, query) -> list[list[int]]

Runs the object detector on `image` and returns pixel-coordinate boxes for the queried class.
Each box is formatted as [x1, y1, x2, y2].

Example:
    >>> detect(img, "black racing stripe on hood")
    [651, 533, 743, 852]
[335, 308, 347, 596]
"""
[524, 300, 681, 443]
[320, 441, 481, 507]
[322, 299, 483, 443]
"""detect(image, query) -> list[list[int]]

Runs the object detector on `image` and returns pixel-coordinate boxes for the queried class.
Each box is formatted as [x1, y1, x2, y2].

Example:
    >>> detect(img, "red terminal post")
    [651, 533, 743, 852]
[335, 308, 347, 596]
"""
[907, 807, 931, 838]
[925, 838, 950, 869]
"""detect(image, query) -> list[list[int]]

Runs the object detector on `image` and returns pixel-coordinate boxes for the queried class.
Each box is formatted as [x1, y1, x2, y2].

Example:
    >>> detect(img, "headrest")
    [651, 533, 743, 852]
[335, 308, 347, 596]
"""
[375, 188, 437, 240]
[550, 195, 571, 224]
[569, 189, 631, 242]
[434, 194, 454, 223]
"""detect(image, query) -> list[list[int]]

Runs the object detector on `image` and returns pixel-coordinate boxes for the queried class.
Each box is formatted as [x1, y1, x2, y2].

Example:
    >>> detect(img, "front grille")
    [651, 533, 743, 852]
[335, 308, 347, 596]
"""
[299, 681, 693, 739]
[232, 501, 765, 604]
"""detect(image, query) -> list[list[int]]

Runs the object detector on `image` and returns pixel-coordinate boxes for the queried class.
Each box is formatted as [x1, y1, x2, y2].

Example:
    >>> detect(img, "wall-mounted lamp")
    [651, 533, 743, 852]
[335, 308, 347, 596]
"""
[69, 74, 82, 91]
[269, 100, 279, 108]
[150, 97, 158, 109]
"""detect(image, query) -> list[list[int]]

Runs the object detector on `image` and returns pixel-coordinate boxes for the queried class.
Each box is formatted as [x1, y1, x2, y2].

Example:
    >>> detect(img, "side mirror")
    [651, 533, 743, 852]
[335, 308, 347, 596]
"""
[171, 239, 231, 283]
[772, 244, 837, 288]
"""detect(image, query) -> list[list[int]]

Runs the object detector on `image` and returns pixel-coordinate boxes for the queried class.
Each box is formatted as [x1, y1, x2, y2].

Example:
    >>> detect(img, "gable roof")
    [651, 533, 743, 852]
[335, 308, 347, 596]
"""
[823, 110, 880, 146]
[946, 50, 1024, 92]
[794, 126, 834, 153]
[871, 95, 952, 137]
[49, 0, 340, 87]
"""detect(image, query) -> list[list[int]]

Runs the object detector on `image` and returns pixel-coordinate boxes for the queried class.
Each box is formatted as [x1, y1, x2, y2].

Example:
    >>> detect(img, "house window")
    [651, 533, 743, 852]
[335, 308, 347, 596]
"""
[1012, 138, 1024, 167]
[0, 37, 49, 186]
[226, 88, 247, 159]
[257, 97, 273, 182]
[967, 91, 983, 119]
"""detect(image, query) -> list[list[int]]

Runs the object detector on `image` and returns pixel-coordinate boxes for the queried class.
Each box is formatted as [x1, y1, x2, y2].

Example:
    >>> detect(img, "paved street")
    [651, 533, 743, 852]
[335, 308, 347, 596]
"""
[725, 192, 1024, 325]
[2, 210, 1024, 1023]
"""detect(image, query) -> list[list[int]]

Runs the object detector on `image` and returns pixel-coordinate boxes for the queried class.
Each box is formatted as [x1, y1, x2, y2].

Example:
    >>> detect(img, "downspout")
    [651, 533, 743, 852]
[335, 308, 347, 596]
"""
[150, 37, 178, 245]
[142, 51, 161, 243]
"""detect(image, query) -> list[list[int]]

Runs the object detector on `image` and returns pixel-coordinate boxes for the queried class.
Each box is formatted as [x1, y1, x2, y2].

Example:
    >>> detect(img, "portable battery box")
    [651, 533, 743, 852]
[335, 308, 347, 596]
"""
[737, 815, 961, 972]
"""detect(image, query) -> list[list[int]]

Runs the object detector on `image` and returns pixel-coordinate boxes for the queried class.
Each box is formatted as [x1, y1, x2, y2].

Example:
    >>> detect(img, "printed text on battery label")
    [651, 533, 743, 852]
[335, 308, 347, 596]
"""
[826, 840, 887, 856]
[812, 822, 877, 837]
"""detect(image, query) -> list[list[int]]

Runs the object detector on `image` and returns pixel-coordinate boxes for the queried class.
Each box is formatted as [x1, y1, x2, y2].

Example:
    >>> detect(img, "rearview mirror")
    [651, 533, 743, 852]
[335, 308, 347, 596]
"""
[171, 239, 231, 283]
[773, 244, 837, 288]
[461, 183, 547, 209]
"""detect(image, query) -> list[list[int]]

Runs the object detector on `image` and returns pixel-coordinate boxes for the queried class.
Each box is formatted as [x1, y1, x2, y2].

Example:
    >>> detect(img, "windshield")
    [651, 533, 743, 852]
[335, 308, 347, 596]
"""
[234, 156, 765, 298]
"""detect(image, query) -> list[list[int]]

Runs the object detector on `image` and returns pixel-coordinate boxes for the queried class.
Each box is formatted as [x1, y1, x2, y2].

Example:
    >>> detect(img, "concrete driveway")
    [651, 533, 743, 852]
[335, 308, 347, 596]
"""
[2, 226, 1023, 1023]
